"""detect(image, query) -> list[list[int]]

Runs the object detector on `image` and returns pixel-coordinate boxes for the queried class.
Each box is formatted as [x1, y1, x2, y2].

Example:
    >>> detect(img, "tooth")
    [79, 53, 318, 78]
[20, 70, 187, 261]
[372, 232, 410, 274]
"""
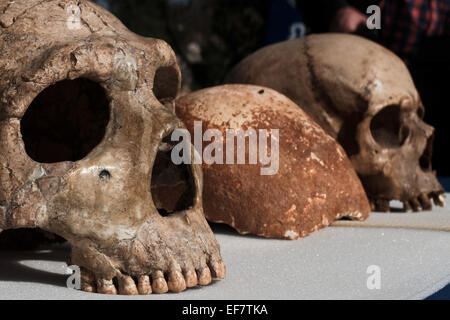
[418, 193, 432, 210]
[209, 260, 226, 279]
[117, 275, 138, 295]
[402, 201, 412, 212]
[184, 269, 198, 288]
[375, 199, 390, 212]
[435, 193, 446, 207]
[431, 193, 445, 207]
[197, 267, 212, 286]
[80, 268, 95, 293]
[96, 279, 117, 295]
[151, 271, 169, 294]
[168, 270, 187, 293]
[137, 275, 152, 295]
[410, 198, 422, 212]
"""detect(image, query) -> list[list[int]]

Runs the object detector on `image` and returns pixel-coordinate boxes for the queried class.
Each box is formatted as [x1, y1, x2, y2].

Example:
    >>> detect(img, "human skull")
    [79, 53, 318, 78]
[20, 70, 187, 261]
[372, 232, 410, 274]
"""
[175, 84, 371, 239]
[226, 33, 445, 212]
[0, 0, 225, 295]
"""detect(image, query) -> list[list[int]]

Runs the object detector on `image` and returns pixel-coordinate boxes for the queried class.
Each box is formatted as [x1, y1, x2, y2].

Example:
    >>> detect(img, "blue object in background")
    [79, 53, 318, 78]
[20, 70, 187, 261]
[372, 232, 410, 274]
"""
[427, 284, 450, 300]
[438, 177, 450, 192]
[266, 0, 308, 45]
[94, 0, 110, 10]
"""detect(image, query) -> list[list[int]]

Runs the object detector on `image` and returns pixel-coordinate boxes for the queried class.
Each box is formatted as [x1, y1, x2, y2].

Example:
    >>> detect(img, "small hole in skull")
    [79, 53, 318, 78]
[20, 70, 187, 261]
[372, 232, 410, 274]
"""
[99, 170, 111, 181]
[151, 133, 196, 217]
[370, 105, 409, 148]
[21, 78, 110, 163]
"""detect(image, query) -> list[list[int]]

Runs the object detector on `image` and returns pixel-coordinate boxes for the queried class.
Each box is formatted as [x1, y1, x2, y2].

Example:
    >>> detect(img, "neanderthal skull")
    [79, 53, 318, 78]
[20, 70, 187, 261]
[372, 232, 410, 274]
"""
[226, 33, 445, 212]
[0, 0, 225, 295]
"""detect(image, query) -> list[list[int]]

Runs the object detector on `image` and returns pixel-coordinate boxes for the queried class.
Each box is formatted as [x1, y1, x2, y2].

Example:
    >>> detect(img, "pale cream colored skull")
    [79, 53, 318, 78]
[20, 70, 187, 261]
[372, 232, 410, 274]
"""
[0, 0, 224, 295]
[226, 33, 445, 212]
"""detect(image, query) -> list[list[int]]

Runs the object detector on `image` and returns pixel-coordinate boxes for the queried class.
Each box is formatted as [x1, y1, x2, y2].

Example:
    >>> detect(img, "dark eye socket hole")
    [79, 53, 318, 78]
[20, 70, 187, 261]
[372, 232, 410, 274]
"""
[153, 66, 179, 104]
[370, 105, 409, 148]
[150, 133, 196, 217]
[20, 78, 110, 163]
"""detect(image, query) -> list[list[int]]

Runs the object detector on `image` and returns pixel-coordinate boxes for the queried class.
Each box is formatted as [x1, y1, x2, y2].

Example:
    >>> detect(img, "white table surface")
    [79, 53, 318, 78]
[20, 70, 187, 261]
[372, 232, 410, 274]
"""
[0, 195, 449, 300]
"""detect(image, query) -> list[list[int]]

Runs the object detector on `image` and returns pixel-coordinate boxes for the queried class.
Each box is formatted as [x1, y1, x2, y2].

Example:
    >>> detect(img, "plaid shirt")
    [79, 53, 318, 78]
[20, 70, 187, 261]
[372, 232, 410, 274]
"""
[380, 0, 450, 64]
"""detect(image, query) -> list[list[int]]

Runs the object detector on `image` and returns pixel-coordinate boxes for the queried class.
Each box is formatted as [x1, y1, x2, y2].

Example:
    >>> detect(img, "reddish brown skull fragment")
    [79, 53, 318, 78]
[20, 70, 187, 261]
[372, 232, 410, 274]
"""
[175, 84, 371, 239]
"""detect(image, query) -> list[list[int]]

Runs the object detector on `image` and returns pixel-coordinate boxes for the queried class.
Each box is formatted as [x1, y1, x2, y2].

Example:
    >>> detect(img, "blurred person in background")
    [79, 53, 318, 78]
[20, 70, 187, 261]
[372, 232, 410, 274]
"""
[297, 0, 450, 65]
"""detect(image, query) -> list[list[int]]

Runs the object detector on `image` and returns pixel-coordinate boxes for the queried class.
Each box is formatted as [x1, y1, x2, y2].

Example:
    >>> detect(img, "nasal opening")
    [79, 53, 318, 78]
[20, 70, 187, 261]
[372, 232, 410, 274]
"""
[150, 133, 196, 216]
[20, 78, 110, 163]
[419, 134, 434, 172]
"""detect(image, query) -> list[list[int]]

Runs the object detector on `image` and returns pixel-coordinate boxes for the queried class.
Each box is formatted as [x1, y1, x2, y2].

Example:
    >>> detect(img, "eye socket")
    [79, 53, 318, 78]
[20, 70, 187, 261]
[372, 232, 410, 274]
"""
[21, 78, 110, 163]
[370, 105, 409, 148]
[153, 66, 180, 104]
